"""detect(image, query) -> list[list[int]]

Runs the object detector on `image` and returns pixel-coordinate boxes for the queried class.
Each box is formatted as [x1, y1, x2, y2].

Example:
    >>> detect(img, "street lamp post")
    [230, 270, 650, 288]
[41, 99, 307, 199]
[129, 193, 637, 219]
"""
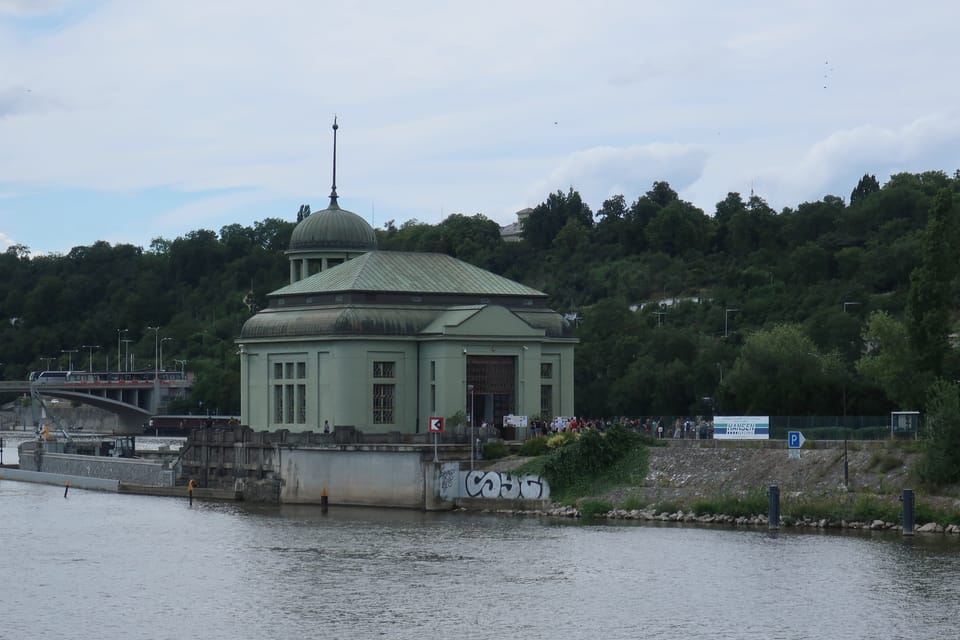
[121, 339, 133, 372]
[147, 326, 160, 373]
[117, 329, 128, 372]
[174, 359, 187, 375]
[61, 349, 78, 371]
[81, 345, 100, 372]
[467, 384, 475, 470]
[843, 301, 860, 313]
[724, 308, 740, 338]
[159, 337, 172, 372]
[40, 356, 55, 371]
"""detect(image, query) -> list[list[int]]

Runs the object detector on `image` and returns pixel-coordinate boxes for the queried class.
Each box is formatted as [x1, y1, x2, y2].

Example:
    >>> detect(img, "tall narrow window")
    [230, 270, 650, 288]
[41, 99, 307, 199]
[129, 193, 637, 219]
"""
[297, 384, 306, 424]
[373, 360, 396, 424]
[540, 385, 553, 417]
[373, 384, 395, 424]
[285, 385, 295, 423]
[273, 385, 283, 423]
[271, 358, 307, 426]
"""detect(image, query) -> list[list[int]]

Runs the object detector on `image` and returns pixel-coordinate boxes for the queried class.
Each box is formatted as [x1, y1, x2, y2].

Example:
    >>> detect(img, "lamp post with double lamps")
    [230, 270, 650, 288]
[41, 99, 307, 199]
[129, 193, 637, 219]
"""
[724, 308, 740, 338]
[467, 384, 475, 470]
[160, 337, 173, 372]
[61, 349, 78, 371]
[116, 329, 128, 372]
[121, 339, 134, 372]
[81, 345, 100, 372]
[147, 326, 160, 374]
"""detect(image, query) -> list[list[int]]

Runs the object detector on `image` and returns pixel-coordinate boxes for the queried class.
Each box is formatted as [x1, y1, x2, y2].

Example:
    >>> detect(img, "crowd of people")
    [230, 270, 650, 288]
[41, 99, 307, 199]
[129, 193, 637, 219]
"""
[527, 416, 715, 439]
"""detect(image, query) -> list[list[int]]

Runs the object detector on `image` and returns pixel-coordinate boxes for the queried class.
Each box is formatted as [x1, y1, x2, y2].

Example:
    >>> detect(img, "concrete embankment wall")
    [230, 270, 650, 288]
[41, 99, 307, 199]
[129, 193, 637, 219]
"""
[279, 447, 454, 509]
[18, 443, 175, 487]
[0, 467, 120, 491]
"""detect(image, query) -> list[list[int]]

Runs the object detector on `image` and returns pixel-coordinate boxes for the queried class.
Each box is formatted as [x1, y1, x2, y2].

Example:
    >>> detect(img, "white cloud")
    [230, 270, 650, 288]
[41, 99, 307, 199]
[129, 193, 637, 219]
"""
[755, 113, 960, 206]
[525, 143, 711, 213]
[2, 1, 960, 251]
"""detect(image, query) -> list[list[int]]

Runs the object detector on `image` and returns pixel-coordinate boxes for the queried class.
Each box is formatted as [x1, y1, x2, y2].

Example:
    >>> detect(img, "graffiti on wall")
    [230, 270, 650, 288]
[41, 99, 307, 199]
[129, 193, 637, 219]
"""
[462, 470, 550, 501]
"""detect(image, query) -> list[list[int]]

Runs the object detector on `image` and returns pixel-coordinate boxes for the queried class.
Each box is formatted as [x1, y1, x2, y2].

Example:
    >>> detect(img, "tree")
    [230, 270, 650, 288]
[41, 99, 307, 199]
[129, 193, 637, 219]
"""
[644, 200, 712, 257]
[850, 174, 880, 206]
[856, 311, 925, 409]
[521, 188, 593, 250]
[917, 379, 960, 485]
[724, 324, 836, 414]
[906, 188, 958, 376]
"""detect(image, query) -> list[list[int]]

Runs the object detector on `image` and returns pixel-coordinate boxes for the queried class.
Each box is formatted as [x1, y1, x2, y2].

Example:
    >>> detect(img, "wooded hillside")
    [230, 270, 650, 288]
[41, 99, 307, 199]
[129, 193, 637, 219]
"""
[2, 171, 958, 428]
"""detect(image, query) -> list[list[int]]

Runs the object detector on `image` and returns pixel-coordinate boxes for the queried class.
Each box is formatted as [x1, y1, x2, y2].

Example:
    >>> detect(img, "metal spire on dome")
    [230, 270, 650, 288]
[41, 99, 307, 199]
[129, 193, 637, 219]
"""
[329, 116, 340, 209]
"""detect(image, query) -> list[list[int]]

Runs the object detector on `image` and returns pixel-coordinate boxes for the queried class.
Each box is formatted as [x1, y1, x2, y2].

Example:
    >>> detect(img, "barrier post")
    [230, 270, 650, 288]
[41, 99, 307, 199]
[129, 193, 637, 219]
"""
[768, 484, 780, 530]
[901, 489, 915, 536]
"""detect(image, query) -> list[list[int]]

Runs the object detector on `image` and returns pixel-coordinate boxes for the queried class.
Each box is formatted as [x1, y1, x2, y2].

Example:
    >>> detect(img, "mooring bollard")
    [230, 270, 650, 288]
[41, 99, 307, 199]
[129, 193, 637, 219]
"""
[768, 484, 780, 530]
[64, 479, 71, 498]
[321, 487, 329, 514]
[901, 488, 915, 536]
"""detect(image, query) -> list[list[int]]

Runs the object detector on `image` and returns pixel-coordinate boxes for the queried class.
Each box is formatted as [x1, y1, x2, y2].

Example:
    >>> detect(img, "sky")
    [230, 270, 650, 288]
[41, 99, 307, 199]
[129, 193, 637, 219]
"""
[2, 1, 959, 255]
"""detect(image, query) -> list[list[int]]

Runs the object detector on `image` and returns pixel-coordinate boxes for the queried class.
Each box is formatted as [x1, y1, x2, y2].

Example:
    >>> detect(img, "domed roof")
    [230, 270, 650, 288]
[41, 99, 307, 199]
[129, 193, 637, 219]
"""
[288, 201, 378, 252]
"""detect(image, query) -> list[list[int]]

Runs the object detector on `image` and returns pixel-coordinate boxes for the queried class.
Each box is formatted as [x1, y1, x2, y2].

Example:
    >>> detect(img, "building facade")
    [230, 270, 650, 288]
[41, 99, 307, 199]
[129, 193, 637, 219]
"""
[238, 204, 576, 434]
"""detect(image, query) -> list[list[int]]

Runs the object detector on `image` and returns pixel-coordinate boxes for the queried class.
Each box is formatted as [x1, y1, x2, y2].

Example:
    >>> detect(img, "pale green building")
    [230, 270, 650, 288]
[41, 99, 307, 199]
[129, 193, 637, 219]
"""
[237, 198, 577, 434]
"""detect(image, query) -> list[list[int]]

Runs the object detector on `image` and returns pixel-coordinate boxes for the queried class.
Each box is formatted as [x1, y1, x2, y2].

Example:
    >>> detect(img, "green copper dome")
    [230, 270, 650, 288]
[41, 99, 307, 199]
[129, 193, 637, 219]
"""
[288, 202, 378, 251]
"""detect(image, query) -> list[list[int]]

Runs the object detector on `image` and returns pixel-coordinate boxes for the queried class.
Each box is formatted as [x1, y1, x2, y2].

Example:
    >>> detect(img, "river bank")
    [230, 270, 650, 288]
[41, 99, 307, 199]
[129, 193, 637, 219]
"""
[489, 438, 960, 529]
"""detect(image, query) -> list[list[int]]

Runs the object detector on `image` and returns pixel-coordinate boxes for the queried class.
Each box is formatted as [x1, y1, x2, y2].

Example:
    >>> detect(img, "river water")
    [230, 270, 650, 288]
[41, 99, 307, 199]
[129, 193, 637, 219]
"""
[1, 480, 958, 639]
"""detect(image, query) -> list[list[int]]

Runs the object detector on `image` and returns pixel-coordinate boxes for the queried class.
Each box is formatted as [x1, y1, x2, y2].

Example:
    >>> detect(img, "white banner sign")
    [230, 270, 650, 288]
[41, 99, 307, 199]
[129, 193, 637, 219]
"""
[713, 416, 769, 440]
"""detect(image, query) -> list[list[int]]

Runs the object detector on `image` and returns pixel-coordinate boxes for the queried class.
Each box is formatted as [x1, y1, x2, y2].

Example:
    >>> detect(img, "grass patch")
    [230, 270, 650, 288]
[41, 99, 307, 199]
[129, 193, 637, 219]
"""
[579, 500, 614, 520]
[620, 494, 648, 511]
[511, 456, 548, 477]
[689, 491, 768, 518]
[867, 452, 903, 473]
[517, 437, 550, 457]
[916, 501, 960, 527]
[651, 500, 683, 514]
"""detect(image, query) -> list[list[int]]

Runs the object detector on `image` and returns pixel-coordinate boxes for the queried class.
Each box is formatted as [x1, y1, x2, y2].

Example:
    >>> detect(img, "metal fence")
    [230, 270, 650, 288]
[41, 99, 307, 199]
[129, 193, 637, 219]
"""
[614, 415, 897, 441]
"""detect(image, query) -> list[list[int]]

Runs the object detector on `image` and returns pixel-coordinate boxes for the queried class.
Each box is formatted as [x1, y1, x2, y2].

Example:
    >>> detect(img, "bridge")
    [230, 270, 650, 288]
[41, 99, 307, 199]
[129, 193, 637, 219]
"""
[0, 376, 192, 434]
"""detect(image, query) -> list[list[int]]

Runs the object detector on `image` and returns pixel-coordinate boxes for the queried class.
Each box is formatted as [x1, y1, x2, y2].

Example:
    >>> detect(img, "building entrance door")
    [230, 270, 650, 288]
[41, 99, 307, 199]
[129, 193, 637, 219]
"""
[466, 356, 516, 433]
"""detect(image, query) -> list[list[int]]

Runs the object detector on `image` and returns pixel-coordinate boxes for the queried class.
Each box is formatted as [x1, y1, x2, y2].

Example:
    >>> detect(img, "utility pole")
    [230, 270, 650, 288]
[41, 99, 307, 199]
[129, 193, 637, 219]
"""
[725, 308, 740, 338]
[147, 326, 160, 373]
[81, 345, 100, 372]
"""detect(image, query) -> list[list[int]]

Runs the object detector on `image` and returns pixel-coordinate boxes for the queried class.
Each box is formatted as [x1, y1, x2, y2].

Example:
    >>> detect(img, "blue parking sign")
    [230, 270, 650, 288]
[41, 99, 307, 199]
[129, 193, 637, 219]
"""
[788, 431, 805, 448]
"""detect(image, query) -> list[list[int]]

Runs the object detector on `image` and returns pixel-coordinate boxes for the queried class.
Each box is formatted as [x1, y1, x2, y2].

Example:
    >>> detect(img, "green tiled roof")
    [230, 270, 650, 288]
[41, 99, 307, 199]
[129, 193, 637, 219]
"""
[272, 251, 547, 297]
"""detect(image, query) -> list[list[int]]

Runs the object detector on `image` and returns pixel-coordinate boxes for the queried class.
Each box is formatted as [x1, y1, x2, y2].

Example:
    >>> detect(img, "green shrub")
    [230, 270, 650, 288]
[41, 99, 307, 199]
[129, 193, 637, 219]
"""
[518, 437, 551, 457]
[850, 495, 899, 522]
[546, 432, 576, 449]
[653, 500, 683, 514]
[482, 440, 509, 460]
[620, 495, 648, 511]
[915, 501, 960, 527]
[541, 426, 648, 502]
[543, 426, 643, 490]
[578, 500, 613, 519]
